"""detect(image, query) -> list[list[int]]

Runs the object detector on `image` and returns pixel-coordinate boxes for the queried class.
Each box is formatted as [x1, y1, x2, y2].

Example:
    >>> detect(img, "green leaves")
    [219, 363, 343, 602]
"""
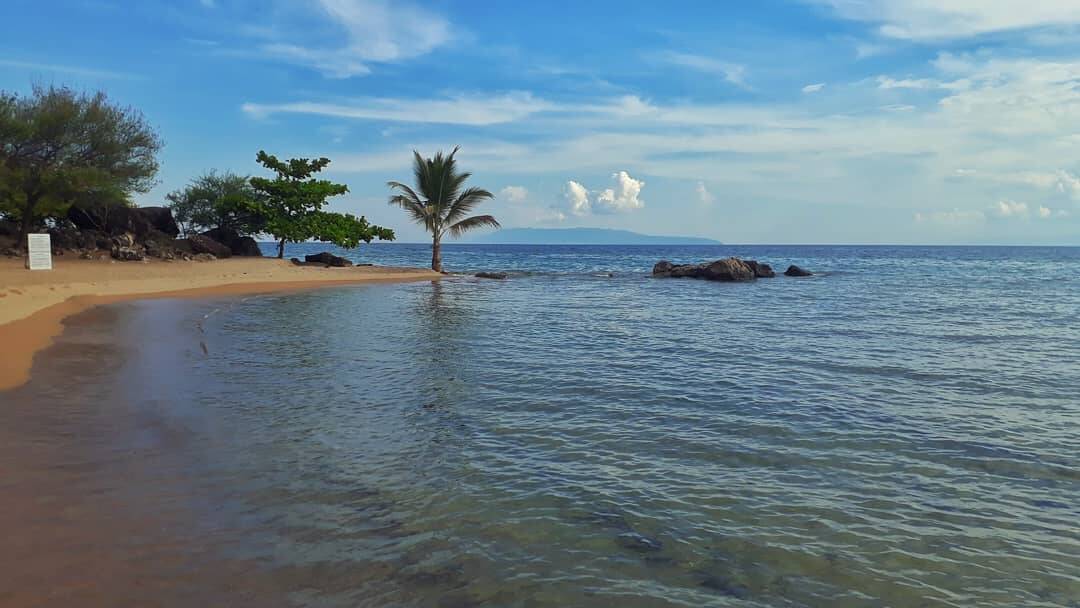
[387, 147, 499, 240]
[166, 170, 263, 236]
[249, 151, 394, 257]
[0, 84, 163, 239]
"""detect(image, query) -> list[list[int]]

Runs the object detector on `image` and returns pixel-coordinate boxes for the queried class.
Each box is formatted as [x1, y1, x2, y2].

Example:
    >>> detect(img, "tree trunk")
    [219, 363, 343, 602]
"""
[431, 236, 442, 272]
[17, 194, 39, 252]
[277, 238, 286, 259]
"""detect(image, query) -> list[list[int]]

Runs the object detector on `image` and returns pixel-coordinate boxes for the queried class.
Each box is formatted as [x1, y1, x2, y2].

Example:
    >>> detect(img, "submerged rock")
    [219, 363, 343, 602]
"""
[475, 271, 508, 280]
[305, 251, 353, 267]
[784, 265, 812, 277]
[617, 532, 664, 553]
[653, 257, 756, 282]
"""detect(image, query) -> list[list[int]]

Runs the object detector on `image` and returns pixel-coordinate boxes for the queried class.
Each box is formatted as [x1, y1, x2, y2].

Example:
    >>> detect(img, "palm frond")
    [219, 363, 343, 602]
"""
[447, 214, 500, 239]
[446, 187, 494, 225]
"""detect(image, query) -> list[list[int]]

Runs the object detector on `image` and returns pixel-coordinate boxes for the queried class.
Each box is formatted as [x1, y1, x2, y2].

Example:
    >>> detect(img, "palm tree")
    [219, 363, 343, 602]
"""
[388, 147, 499, 272]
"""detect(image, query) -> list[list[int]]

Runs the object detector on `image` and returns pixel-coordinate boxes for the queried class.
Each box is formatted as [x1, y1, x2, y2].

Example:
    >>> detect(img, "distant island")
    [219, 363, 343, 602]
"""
[467, 228, 722, 245]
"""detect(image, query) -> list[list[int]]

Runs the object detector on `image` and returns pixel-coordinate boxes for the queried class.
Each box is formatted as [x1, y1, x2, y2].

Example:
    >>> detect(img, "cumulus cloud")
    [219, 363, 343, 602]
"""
[595, 171, 645, 213]
[993, 199, 1029, 218]
[696, 181, 715, 204]
[561, 172, 646, 216]
[802, 83, 826, 94]
[499, 186, 528, 202]
[563, 181, 591, 216]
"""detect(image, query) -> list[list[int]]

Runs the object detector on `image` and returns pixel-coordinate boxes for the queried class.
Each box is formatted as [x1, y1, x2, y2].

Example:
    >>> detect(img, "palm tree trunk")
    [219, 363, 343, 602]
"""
[431, 236, 442, 272]
[277, 238, 285, 259]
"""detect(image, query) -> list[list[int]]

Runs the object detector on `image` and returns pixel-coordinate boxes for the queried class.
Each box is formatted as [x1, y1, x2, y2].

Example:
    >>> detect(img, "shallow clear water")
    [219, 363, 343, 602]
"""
[4, 244, 1079, 607]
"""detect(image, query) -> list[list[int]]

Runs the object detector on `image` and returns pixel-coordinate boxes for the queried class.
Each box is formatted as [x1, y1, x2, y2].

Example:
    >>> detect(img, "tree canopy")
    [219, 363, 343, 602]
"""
[388, 146, 498, 271]
[0, 85, 163, 246]
[166, 170, 263, 237]
[249, 151, 394, 258]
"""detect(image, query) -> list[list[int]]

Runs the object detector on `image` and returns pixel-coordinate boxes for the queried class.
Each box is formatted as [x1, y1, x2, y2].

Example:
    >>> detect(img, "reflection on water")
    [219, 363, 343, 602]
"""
[2, 246, 1080, 607]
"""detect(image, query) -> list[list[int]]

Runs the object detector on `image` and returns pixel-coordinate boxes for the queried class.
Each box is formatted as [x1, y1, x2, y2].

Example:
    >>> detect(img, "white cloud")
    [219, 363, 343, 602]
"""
[1038, 205, 1052, 219]
[257, 0, 452, 77]
[813, 1, 1080, 40]
[561, 172, 646, 216]
[877, 76, 937, 89]
[242, 92, 550, 126]
[993, 199, 1029, 218]
[595, 171, 646, 213]
[655, 51, 747, 87]
[802, 83, 826, 94]
[564, 181, 591, 216]
[499, 186, 528, 202]
[0, 59, 136, 80]
[696, 181, 715, 204]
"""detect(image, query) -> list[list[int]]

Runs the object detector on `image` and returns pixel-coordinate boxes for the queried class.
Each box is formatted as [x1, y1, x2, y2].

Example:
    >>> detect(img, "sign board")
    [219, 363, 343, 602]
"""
[26, 233, 52, 271]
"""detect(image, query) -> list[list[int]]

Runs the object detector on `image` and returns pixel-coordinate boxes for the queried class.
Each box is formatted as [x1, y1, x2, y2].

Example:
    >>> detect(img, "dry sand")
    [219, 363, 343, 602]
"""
[0, 256, 440, 392]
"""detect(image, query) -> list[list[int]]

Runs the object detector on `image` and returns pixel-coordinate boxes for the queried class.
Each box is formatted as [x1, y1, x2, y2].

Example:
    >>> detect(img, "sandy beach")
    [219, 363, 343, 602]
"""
[0, 256, 440, 392]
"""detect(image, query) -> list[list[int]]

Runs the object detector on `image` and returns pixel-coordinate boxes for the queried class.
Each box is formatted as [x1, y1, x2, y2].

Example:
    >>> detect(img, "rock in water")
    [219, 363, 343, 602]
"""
[743, 260, 775, 278]
[475, 272, 508, 280]
[654, 258, 756, 282]
[784, 265, 812, 277]
[304, 252, 353, 267]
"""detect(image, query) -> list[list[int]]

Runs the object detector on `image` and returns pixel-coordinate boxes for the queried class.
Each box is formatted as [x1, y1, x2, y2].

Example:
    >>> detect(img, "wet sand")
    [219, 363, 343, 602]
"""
[0, 256, 440, 392]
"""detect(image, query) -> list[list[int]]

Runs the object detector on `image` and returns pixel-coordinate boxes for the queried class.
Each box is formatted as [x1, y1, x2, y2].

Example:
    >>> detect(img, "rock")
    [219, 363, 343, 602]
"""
[202, 227, 263, 257]
[79, 251, 94, 260]
[616, 532, 663, 553]
[654, 258, 756, 282]
[784, 265, 812, 277]
[475, 272, 508, 280]
[193, 253, 216, 262]
[111, 232, 136, 248]
[68, 203, 179, 238]
[304, 251, 352, 267]
[743, 260, 775, 278]
[184, 234, 232, 258]
[111, 246, 144, 261]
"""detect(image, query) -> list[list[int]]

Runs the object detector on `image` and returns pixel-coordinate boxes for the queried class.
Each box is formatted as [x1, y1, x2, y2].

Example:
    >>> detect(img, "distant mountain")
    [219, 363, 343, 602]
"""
[468, 227, 722, 245]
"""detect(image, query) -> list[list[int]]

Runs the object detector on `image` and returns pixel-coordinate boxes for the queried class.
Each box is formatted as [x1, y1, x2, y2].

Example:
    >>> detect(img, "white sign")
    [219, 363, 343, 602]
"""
[26, 233, 52, 271]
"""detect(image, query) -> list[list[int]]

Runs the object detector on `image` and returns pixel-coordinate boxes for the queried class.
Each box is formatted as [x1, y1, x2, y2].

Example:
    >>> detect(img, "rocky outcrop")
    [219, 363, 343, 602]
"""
[743, 260, 775, 278]
[475, 271, 508, 280]
[653, 258, 756, 282]
[68, 204, 179, 239]
[202, 227, 263, 257]
[784, 265, 812, 277]
[183, 234, 232, 259]
[304, 252, 352, 267]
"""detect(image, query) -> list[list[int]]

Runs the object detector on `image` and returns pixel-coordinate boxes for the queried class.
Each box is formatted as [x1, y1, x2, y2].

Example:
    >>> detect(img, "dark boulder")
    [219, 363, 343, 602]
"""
[743, 260, 775, 278]
[654, 258, 756, 282]
[68, 203, 179, 238]
[111, 245, 144, 261]
[784, 265, 812, 277]
[304, 251, 352, 267]
[184, 234, 232, 258]
[202, 227, 263, 257]
[475, 272, 508, 280]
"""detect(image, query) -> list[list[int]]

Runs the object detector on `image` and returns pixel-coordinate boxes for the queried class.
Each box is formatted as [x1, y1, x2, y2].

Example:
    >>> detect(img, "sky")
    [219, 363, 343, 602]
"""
[2, 0, 1080, 244]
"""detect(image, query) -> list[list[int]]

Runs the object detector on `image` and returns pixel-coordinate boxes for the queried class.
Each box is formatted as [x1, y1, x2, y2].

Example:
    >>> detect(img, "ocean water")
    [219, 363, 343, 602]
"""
[3, 244, 1079, 607]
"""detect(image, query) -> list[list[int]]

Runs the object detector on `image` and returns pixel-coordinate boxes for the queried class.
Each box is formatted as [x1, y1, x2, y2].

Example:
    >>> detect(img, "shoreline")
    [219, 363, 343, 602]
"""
[0, 257, 440, 392]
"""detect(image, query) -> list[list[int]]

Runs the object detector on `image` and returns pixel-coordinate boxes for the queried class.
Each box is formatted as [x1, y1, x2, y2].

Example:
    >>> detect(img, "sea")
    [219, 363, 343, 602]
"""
[2, 243, 1078, 607]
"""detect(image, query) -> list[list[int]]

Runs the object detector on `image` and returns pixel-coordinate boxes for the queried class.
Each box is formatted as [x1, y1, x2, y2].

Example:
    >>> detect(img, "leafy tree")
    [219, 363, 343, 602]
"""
[248, 151, 394, 258]
[387, 146, 499, 272]
[166, 170, 263, 236]
[0, 85, 162, 247]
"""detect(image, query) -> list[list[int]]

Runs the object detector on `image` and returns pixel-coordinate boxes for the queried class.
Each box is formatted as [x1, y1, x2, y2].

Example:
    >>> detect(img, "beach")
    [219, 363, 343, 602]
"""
[0, 256, 440, 392]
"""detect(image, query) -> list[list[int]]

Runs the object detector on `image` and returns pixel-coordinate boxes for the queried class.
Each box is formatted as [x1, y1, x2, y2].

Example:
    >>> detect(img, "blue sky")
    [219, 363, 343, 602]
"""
[3, 0, 1080, 244]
